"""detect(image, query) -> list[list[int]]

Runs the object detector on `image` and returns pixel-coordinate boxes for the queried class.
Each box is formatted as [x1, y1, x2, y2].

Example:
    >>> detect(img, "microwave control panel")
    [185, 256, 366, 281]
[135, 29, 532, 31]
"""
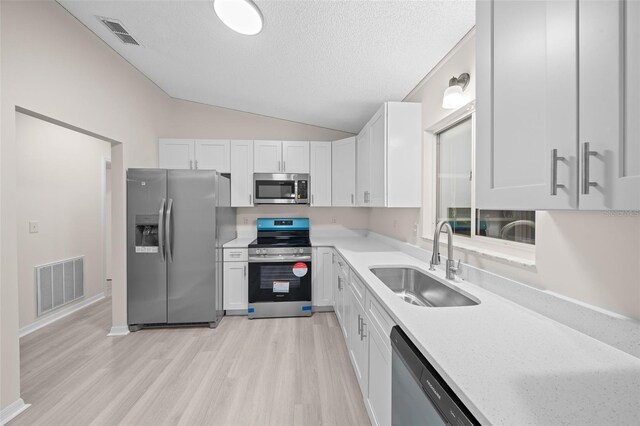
[297, 180, 308, 199]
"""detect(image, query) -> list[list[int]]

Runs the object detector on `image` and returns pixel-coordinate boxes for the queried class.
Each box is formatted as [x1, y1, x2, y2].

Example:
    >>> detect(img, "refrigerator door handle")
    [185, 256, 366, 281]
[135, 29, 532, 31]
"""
[159, 198, 166, 262]
[166, 198, 174, 262]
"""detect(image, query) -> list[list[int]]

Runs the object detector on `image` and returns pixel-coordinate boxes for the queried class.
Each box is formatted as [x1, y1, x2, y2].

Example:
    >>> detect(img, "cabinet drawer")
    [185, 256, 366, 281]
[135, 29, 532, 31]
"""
[350, 273, 366, 307]
[224, 248, 248, 262]
[334, 252, 350, 278]
[366, 290, 395, 346]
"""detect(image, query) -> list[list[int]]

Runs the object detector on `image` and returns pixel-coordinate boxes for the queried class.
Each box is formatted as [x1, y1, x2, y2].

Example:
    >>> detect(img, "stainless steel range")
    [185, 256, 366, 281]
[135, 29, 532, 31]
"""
[248, 218, 312, 319]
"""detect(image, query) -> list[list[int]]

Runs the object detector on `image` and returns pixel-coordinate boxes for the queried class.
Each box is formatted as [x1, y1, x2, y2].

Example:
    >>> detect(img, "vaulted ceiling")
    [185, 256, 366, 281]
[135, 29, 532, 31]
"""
[58, 0, 474, 133]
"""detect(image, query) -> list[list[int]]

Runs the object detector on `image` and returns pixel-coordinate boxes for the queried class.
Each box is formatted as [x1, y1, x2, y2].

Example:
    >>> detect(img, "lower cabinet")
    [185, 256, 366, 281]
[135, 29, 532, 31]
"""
[367, 317, 392, 426]
[332, 249, 395, 426]
[313, 247, 334, 307]
[223, 258, 248, 312]
[333, 251, 349, 337]
[347, 281, 369, 398]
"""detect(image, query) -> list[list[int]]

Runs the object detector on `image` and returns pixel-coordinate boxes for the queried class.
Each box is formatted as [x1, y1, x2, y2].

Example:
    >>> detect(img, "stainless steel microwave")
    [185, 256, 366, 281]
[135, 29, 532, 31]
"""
[254, 173, 309, 204]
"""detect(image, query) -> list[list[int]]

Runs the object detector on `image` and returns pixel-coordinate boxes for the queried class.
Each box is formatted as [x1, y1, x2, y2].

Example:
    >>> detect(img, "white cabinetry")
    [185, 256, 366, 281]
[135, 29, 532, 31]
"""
[578, 0, 640, 210]
[194, 140, 230, 173]
[312, 247, 333, 307]
[223, 248, 248, 312]
[332, 137, 356, 206]
[158, 139, 194, 170]
[158, 139, 229, 172]
[283, 141, 310, 173]
[310, 142, 332, 206]
[332, 249, 396, 426]
[347, 275, 368, 397]
[230, 140, 254, 207]
[333, 251, 349, 337]
[356, 102, 422, 207]
[477, 0, 639, 210]
[365, 292, 395, 426]
[254, 140, 283, 173]
[254, 140, 310, 173]
[356, 125, 370, 206]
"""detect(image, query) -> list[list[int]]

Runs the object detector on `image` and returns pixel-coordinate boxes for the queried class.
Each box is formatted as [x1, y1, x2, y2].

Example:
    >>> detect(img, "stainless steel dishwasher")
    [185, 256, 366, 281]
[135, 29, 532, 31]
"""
[391, 326, 480, 426]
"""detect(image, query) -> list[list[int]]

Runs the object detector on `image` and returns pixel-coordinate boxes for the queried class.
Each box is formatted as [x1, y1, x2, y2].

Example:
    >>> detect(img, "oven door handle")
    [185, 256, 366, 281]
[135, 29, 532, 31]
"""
[249, 255, 312, 263]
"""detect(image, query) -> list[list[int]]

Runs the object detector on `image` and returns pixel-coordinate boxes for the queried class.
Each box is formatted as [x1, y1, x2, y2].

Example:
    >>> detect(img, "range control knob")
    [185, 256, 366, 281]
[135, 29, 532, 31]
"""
[298, 248, 304, 254]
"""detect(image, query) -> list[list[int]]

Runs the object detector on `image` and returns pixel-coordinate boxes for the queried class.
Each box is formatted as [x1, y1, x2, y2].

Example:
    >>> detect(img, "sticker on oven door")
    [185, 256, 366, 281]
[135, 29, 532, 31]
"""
[292, 262, 308, 277]
[273, 281, 290, 293]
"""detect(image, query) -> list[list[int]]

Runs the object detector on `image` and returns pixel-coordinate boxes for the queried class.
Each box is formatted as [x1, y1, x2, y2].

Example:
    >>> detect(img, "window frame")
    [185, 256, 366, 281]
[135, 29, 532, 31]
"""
[421, 102, 536, 264]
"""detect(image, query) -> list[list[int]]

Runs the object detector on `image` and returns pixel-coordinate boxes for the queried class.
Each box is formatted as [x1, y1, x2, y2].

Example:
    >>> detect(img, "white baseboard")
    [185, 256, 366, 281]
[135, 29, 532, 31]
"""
[107, 326, 130, 337]
[19, 293, 106, 338]
[0, 399, 31, 425]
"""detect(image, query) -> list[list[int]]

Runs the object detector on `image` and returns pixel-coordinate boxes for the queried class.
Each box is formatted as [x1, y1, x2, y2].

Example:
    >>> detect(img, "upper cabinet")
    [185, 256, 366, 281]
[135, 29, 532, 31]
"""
[477, 0, 639, 211]
[578, 0, 640, 210]
[253, 140, 283, 173]
[282, 141, 310, 173]
[310, 142, 332, 206]
[158, 139, 194, 170]
[230, 140, 254, 207]
[194, 140, 230, 173]
[158, 139, 230, 173]
[332, 137, 356, 207]
[254, 140, 309, 173]
[356, 102, 422, 208]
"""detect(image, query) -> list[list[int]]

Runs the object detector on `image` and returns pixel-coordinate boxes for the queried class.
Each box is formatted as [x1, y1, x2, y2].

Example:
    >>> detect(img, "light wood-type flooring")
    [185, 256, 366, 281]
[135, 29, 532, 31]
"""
[13, 297, 370, 425]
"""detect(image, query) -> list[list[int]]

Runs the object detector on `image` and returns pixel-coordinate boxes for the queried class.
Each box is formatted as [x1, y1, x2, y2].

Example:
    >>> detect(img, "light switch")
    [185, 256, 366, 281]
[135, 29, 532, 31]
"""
[29, 221, 39, 234]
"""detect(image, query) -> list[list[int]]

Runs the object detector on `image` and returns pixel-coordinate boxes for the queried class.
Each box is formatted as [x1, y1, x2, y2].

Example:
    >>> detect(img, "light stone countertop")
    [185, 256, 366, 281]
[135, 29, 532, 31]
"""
[225, 235, 640, 425]
[223, 236, 255, 248]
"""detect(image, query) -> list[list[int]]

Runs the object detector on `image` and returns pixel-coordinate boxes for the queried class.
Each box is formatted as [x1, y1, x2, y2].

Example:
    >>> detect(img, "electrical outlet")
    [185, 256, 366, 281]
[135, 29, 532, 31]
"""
[243, 217, 248, 225]
[29, 221, 39, 234]
[414, 223, 419, 236]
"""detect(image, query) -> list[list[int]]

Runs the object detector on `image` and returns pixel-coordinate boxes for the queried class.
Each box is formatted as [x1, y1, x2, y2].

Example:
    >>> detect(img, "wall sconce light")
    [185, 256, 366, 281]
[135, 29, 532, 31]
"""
[442, 73, 470, 109]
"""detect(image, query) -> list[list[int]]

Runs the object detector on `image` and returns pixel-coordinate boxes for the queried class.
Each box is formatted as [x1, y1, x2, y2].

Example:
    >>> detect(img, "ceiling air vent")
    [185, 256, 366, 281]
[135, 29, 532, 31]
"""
[98, 17, 140, 46]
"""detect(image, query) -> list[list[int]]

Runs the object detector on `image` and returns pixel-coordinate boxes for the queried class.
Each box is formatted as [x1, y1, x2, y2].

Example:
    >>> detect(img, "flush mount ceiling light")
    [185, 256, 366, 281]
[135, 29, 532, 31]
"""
[213, 0, 263, 36]
[442, 73, 470, 109]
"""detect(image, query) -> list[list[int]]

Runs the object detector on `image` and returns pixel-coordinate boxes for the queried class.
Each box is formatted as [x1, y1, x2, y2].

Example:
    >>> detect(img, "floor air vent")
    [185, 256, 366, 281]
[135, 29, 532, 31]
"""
[98, 17, 140, 46]
[36, 256, 85, 316]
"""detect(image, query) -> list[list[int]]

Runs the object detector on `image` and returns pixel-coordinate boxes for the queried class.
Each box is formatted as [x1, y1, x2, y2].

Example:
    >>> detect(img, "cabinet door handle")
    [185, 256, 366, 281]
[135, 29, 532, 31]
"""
[194, 160, 198, 169]
[311, 194, 315, 205]
[581, 142, 598, 195]
[283, 161, 286, 172]
[189, 160, 193, 169]
[357, 314, 362, 336]
[550, 149, 566, 196]
[249, 194, 252, 205]
[337, 276, 342, 290]
[360, 320, 366, 341]
[243, 265, 247, 277]
[351, 194, 354, 205]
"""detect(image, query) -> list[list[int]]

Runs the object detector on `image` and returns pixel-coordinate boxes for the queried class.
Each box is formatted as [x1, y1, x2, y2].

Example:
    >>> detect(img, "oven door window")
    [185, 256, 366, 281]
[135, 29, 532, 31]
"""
[255, 180, 296, 200]
[249, 261, 312, 303]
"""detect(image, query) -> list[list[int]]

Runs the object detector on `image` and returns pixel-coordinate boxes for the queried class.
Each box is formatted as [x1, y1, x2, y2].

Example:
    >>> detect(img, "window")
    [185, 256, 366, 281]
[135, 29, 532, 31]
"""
[435, 114, 536, 245]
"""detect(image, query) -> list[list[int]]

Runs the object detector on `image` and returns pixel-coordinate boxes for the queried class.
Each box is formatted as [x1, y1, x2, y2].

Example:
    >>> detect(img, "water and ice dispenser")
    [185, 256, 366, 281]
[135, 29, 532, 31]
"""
[134, 214, 159, 253]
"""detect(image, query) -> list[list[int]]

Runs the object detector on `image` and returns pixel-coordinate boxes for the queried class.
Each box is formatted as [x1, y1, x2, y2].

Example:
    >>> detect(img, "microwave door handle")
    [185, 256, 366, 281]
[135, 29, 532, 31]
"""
[158, 198, 166, 262]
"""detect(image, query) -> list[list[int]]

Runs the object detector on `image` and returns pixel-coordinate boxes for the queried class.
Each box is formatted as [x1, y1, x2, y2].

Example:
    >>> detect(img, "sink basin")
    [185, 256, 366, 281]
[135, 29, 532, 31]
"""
[369, 267, 478, 307]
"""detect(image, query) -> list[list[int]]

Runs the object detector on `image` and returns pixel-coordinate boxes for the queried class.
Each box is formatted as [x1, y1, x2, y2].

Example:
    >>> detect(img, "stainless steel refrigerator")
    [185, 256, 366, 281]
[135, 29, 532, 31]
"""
[127, 169, 236, 331]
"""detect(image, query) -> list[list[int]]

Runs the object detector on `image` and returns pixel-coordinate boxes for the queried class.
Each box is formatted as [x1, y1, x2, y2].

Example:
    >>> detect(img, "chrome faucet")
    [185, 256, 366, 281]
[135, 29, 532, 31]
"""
[429, 220, 460, 280]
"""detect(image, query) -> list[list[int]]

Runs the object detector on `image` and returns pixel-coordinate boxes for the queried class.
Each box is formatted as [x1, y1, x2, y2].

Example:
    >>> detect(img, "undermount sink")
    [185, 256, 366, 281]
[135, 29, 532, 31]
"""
[369, 267, 479, 308]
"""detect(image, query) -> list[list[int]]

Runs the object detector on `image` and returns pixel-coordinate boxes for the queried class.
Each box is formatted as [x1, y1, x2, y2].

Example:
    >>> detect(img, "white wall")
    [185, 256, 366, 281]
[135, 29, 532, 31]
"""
[0, 0, 353, 412]
[369, 30, 640, 321]
[16, 113, 111, 328]
[237, 206, 369, 236]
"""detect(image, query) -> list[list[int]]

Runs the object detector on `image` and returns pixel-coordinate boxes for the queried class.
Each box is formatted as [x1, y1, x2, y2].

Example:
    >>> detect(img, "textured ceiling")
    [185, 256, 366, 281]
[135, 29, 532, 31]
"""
[58, 0, 475, 133]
